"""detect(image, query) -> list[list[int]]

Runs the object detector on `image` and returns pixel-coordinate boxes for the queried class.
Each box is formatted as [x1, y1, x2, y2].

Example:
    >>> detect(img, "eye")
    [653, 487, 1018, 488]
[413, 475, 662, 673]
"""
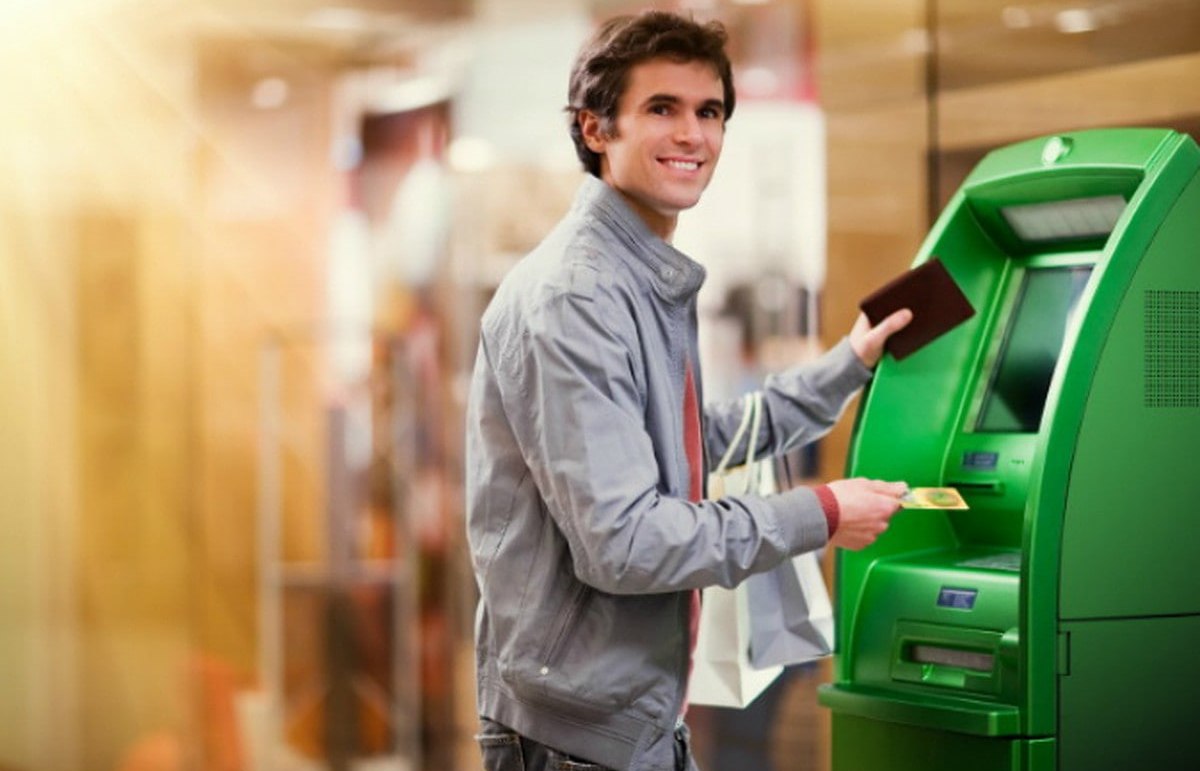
[649, 103, 672, 116]
[699, 106, 724, 120]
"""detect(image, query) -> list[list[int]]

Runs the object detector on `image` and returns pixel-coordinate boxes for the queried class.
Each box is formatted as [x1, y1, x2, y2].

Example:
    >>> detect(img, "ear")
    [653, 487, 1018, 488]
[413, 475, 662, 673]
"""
[579, 110, 608, 154]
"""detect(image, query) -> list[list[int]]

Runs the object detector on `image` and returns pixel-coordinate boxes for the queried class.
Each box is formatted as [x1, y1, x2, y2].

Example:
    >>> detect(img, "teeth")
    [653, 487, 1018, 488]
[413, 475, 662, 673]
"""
[664, 160, 699, 171]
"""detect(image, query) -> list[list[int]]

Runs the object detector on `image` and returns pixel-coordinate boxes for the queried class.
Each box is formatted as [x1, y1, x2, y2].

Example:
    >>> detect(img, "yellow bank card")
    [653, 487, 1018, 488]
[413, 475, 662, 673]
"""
[900, 487, 969, 510]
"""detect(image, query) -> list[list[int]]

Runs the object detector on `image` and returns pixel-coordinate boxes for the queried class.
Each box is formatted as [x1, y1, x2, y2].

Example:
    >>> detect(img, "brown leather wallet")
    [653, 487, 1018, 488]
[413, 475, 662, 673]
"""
[859, 258, 975, 361]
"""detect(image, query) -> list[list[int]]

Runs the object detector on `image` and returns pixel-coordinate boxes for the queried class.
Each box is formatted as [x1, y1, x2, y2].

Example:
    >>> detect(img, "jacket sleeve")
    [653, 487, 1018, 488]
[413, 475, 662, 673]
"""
[489, 278, 827, 596]
[703, 339, 874, 467]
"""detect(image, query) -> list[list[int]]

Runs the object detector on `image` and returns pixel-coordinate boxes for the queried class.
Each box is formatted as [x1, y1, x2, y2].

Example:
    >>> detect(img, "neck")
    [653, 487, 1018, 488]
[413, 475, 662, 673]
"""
[598, 174, 677, 241]
[616, 188, 677, 241]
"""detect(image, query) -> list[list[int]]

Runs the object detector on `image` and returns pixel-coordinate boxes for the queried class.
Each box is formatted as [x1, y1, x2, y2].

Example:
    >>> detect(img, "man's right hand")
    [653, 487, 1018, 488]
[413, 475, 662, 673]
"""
[826, 478, 907, 550]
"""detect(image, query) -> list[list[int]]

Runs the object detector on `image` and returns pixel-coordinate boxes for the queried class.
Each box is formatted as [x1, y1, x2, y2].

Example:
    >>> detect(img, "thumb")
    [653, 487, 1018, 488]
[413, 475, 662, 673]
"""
[868, 308, 913, 345]
[854, 308, 914, 367]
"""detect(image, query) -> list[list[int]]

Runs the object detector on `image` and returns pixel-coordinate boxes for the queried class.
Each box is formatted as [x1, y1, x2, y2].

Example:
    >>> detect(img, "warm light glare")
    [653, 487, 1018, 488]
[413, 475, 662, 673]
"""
[0, 0, 51, 24]
[0, 0, 123, 35]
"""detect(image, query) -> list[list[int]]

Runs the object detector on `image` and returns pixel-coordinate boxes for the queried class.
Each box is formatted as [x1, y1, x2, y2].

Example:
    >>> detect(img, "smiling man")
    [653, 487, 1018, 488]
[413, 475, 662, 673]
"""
[466, 11, 911, 771]
[578, 56, 725, 240]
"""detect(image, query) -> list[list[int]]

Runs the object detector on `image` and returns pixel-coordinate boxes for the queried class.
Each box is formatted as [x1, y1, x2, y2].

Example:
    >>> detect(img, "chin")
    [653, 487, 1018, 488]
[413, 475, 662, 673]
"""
[660, 189, 704, 211]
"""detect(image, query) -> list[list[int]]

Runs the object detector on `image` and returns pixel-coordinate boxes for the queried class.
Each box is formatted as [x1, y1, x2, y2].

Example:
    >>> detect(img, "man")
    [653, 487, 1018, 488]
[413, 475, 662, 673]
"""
[466, 11, 912, 771]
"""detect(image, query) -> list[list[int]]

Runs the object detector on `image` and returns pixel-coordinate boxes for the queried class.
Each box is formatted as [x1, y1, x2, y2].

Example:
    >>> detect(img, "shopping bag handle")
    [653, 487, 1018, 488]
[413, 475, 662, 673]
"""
[713, 391, 764, 476]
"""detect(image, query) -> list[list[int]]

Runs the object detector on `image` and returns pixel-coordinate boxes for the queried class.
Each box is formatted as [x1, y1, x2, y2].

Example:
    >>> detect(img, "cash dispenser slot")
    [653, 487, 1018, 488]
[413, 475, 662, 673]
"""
[910, 645, 994, 672]
[821, 621, 1020, 736]
[891, 621, 1008, 695]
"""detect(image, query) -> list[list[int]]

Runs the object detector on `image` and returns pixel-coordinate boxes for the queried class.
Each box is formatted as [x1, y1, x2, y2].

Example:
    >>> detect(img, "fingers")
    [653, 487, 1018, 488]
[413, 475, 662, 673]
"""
[830, 477, 906, 502]
[865, 479, 908, 498]
[880, 308, 914, 334]
[850, 308, 913, 368]
[842, 476, 907, 497]
[863, 308, 913, 347]
[826, 477, 909, 551]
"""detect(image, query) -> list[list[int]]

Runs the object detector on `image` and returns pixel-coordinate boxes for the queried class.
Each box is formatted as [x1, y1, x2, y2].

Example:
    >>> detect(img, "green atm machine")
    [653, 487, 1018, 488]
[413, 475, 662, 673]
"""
[817, 128, 1200, 770]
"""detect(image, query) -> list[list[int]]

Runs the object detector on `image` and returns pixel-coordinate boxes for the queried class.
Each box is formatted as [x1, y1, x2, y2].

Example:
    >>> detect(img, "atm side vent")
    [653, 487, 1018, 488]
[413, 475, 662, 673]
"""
[1145, 289, 1200, 408]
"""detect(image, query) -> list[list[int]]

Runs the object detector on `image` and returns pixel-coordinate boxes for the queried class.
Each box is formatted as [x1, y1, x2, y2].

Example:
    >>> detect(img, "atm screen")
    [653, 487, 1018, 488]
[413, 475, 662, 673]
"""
[976, 266, 1093, 433]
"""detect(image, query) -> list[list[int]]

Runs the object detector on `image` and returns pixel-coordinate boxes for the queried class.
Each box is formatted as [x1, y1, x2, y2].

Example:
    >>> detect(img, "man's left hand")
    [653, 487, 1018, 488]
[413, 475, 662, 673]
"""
[850, 309, 913, 368]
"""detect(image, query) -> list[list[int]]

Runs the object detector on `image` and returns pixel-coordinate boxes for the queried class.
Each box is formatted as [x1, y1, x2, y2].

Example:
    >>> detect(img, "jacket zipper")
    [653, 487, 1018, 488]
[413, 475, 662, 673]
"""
[676, 300, 696, 723]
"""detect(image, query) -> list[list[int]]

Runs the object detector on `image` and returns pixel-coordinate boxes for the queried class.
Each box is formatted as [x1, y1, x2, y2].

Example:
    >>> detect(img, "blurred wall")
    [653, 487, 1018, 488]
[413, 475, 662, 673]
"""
[1, 5, 198, 767]
[0, 4, 340, 767]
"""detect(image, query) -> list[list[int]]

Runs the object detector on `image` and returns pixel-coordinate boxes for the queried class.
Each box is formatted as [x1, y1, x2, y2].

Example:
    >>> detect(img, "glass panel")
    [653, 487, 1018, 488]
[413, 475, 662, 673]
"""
[1001, 195, 1127, 244]
[976, 266, 1093, 433]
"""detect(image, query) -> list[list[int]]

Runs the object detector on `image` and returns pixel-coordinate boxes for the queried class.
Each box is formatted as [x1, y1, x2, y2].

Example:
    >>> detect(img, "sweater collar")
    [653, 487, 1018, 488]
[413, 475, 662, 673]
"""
[573, 175, 707, 304]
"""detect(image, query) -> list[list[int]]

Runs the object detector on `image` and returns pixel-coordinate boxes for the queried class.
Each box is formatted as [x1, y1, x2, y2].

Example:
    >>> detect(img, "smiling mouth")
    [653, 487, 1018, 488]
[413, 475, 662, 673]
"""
[662, 159, 701, 171]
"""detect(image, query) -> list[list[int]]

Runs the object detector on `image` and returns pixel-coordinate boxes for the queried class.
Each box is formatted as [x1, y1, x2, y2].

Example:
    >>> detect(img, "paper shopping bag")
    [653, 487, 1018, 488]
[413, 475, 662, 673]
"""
[689, 391, 785, 708]
[745, 550, 834, 669]
[688, 582, 784, 708]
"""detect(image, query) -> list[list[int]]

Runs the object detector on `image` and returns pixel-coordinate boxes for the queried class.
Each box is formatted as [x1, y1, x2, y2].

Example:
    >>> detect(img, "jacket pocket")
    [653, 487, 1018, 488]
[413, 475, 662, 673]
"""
[539, 580, 589, 670]
[505, 588, 669, 719]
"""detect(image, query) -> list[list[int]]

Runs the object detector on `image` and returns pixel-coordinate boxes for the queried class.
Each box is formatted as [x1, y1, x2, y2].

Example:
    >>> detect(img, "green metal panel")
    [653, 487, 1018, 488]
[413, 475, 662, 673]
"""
[1058, 616, 1200, 769]
[1020, 131, 1199, 737]
[1059, 171, 1200, 619]
[1023, 738, 1056, 771]
[830, 714, 1026, 771]
[820, 684, 1020, 736]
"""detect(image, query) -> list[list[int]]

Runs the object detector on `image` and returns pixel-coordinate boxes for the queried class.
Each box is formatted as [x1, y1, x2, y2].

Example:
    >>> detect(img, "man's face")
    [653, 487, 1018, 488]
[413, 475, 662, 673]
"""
[581, 57, 726, 241]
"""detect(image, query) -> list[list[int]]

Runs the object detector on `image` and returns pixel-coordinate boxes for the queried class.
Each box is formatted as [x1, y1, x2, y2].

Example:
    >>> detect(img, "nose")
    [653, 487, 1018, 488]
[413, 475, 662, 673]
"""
[673, 113, 703, 145]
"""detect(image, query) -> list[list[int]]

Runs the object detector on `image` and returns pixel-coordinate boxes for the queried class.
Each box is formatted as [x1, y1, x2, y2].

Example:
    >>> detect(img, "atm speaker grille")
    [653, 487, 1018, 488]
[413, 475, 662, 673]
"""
[1145, 290, 1200, 408]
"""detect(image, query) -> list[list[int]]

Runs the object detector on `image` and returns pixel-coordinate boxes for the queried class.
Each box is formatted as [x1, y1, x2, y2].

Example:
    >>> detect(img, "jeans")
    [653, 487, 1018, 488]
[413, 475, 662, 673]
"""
[476, 717, 699, 771]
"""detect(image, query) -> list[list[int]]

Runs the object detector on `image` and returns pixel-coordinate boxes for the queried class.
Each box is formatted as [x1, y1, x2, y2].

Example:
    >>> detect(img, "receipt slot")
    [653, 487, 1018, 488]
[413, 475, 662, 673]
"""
[817, 129, 1200, 770]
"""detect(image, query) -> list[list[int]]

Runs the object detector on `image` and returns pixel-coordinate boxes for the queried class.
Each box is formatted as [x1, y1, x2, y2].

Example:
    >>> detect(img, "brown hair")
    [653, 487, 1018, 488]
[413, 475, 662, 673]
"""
[566, 11, 736, 178]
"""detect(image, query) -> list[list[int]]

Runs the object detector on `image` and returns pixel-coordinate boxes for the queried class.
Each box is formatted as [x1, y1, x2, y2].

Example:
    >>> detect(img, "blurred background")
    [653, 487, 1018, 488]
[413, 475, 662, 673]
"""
[1, 0, 1197, 769]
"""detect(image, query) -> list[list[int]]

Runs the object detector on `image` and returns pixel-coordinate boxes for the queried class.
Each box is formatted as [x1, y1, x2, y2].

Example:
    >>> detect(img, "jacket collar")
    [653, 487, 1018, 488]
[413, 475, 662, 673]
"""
[573, 175, 707, 305]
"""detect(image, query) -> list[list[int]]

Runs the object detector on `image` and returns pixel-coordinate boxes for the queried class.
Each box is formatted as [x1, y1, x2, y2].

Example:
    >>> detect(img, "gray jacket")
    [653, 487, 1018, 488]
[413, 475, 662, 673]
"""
[465, 175, 872, 771]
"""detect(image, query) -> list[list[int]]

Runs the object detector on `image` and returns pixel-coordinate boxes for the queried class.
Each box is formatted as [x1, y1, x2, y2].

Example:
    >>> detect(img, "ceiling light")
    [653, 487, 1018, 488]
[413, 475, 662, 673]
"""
[1054, 8, 1099, 34]
[251, 77, 289, 110]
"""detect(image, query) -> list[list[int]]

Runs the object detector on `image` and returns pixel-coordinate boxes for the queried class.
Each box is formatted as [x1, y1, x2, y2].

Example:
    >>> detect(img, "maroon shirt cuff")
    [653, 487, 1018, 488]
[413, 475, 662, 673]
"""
[813, 484, 840, 537]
